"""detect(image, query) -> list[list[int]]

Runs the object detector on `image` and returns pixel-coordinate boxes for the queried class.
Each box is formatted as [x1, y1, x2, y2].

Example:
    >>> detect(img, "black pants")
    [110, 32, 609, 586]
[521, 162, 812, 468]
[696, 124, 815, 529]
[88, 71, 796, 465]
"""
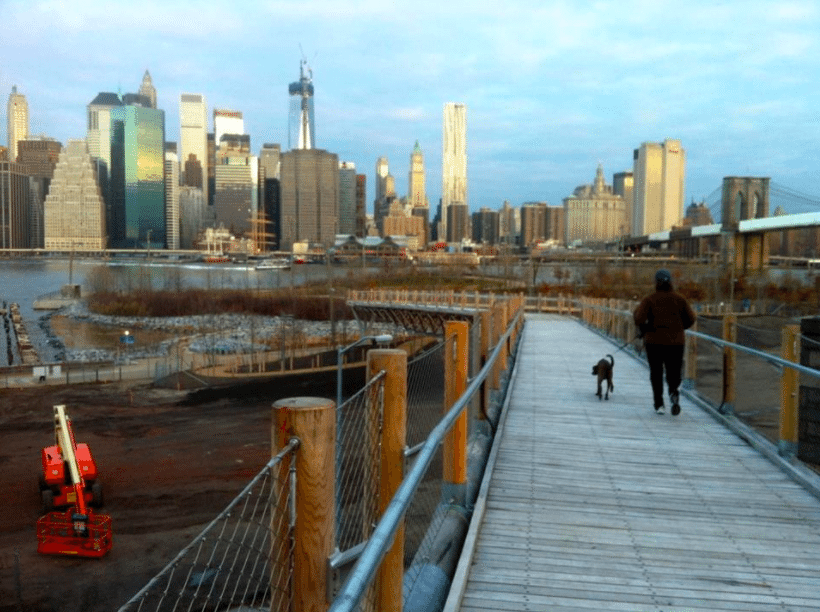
[644, 344, 684, 408]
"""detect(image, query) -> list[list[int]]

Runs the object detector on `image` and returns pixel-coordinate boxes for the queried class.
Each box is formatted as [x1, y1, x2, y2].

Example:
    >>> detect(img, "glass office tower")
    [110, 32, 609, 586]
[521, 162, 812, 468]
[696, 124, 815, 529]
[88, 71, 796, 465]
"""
[110, 105, 166, 248]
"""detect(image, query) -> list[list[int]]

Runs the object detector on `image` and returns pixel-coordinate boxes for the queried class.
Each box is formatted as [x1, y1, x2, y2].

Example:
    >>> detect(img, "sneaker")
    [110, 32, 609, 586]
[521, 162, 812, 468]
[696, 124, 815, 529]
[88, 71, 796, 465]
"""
[670, 391, 680, 416]
[655, 405, 665, 415]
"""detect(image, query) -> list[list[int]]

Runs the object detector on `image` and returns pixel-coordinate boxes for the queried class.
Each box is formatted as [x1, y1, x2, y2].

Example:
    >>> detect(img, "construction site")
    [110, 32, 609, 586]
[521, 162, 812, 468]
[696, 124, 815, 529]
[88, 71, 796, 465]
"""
[0, 367, 349, 611]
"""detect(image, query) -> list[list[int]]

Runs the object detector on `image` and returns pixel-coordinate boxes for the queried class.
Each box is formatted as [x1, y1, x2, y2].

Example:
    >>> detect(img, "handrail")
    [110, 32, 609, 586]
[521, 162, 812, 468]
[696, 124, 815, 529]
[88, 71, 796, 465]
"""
[685, 329, 820, 380]
[572, 297, 818, 380]
[328, 310, 522, 612]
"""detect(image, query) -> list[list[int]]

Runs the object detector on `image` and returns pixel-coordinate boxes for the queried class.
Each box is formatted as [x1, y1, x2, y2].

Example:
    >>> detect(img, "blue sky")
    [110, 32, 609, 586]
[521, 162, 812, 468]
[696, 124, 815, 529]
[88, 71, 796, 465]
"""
[2, 0, 820, 218]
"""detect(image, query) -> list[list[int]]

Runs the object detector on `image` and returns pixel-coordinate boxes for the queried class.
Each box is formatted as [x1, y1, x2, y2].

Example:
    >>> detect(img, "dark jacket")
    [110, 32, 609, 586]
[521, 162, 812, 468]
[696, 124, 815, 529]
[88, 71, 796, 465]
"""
[633, 289, 696, 345]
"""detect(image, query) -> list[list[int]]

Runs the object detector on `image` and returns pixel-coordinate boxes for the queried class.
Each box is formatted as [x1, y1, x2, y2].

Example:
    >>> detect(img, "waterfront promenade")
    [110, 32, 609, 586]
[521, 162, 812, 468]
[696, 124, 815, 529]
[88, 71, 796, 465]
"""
[446, 314, 820, 612]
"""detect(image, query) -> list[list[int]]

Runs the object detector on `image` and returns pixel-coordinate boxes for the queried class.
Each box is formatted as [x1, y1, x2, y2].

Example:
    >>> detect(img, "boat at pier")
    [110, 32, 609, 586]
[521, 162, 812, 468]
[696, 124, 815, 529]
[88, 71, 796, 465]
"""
[255, 258, 291, 270]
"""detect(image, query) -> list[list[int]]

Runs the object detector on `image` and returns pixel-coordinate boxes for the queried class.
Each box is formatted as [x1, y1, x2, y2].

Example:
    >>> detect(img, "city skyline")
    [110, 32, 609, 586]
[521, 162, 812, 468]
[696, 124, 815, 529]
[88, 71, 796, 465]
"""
[2, 0, 820, 217]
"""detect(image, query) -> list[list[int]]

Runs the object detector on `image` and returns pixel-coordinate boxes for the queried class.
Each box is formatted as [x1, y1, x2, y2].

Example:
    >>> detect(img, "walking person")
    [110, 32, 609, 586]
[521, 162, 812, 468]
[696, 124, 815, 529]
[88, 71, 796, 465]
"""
[633, 269, 696, 415]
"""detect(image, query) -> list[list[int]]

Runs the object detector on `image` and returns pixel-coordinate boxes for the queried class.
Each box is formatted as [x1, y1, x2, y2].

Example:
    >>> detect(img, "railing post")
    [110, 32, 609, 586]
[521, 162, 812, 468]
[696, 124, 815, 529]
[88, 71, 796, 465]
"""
[272, 397, 335, 612]
[721, 314, 737, 414]
[492, 304, 502, 391]
[480, 309, 491, 419]
[684, 321, 697, 389]
[779, 325, 800, 458]
[444, 321, 468, 507]
[367, 348, 407, 612]
[500, 301, 509, 374]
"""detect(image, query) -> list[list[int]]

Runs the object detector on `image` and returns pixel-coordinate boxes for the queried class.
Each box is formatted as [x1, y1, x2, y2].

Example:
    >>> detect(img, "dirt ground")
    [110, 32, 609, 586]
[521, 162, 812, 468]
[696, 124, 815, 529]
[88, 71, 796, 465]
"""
[0, 313, 812, 611]
[0, 383, 275, 612]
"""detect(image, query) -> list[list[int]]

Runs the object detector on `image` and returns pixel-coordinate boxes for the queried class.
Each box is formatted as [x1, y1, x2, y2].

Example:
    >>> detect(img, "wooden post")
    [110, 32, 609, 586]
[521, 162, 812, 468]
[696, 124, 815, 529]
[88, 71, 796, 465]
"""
[779, 325, 800, 458]
[272, 397, 335, 612]
[480, 309, 491, 420]
[444, 321, 468, 507]
[684, 321, 697, 389]
[367, 349, 407, 612]
[492, 304, 502, 391]
[499, 301, 509, 374]
[721, 314, 737, 414]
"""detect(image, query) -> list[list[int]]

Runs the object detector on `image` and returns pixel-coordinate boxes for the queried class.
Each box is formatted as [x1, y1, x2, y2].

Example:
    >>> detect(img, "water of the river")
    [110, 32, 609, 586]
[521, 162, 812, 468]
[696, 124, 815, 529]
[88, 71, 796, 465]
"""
[0, 257, 339, 365]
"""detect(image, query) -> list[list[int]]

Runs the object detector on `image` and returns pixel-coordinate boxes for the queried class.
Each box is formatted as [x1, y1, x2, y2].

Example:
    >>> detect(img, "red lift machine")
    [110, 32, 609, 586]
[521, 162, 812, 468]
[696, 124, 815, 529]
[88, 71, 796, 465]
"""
[37, 405, 112, 558]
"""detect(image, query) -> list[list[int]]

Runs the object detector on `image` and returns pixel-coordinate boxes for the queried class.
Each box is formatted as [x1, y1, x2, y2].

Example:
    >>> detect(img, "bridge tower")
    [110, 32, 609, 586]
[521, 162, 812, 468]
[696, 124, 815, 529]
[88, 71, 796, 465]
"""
[720, 177, 770, 274]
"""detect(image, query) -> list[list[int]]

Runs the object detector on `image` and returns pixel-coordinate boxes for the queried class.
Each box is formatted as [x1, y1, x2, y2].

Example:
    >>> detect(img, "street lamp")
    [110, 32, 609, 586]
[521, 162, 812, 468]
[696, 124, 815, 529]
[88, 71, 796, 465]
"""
[336, 334, 393, 408]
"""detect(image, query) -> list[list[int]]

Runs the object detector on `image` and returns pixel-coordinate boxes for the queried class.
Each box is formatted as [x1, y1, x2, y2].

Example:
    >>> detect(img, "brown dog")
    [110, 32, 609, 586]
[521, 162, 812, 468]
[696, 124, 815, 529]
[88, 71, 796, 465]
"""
[592, 354, 614, 400]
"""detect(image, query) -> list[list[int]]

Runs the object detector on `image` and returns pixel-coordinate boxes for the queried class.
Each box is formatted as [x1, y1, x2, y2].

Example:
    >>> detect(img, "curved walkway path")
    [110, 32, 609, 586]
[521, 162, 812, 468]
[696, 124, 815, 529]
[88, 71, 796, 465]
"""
[446, 314, 820, 612]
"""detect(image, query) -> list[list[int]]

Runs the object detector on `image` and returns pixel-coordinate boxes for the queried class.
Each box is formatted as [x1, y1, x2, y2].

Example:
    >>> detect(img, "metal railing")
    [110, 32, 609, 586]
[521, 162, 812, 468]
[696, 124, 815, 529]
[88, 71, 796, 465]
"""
[117, 438, 300, 612]
[117, 291, 524, 612]
[574, 296, 820, 461]
[329, 308, 522, 612]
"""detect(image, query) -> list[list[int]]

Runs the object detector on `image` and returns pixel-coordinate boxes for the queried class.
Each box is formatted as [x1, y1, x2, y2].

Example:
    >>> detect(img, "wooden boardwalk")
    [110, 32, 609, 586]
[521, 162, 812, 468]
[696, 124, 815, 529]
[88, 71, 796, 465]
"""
[446, 314, 820, 612]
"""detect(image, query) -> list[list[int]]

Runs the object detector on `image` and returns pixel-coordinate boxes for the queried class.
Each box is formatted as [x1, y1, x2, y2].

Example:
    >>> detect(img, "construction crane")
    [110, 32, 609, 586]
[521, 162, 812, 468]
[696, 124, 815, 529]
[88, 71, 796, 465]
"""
[37, 405, 112, 558]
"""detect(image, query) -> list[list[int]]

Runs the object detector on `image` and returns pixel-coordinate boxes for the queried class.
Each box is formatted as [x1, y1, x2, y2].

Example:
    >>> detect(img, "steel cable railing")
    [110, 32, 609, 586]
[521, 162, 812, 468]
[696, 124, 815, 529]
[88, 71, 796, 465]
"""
[402, 337, 449, 602]
[335, 372, 386, 553]
[118, 292, 522, 612]
[329, 311, 521, 612]
[116, 438, 299, 612]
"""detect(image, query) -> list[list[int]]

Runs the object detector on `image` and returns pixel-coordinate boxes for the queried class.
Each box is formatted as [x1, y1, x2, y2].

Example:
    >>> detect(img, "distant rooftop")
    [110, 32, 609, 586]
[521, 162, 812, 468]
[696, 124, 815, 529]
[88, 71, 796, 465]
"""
[89, 92, 123, 107]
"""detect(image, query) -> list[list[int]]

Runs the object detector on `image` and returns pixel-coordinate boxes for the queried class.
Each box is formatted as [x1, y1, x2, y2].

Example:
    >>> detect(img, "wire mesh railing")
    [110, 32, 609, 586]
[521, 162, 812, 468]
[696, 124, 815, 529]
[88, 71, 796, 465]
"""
[406, 339, 446, 448]
[329, 308, 523, 612]
[116, 438, 299, 612]
[403, 337, 449, 602]
[117, 292, 524, 612]
[335, 371, 386, 553]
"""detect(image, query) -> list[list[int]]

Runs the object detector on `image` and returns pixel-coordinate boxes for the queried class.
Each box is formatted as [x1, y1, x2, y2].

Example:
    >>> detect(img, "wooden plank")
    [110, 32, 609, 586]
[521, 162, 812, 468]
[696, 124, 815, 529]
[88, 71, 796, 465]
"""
[449, 317, 820, 612]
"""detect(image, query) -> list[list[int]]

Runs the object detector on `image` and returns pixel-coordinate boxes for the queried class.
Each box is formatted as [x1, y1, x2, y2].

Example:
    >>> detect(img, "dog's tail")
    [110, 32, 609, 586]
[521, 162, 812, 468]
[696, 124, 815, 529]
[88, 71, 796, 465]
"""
[607, 354, 614, 367]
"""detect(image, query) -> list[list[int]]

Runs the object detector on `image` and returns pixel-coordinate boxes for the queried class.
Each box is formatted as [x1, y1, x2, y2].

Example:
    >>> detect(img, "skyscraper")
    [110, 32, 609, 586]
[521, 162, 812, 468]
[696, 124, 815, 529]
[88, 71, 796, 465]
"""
[408, 141, 427, 210]
[442, 103, 467, 242]
[87, 92, 123, 216]
[288, 60, 315, 150]
[179, 186, 206, 249]
[18, 138, 62, 248]
[165, 145, 180, 249]
[259, 143, 281, 250]
[632, 139, 686, 235]
[279, 148, 338, 250]
[213, 109, 244, 147]
[43, 140, 107, 250]
[472, 207, 500, 245]
[613, 170, 634, 236]
[375, 157, 389, 203]
[7, 86, 29, 162]
[519, 202, 548, 248]
[338, 161, 357, 235]
[109, 104, 166, 248]
[499, 200, 516, 245]
[0, 157, 30, 248]
[213, 134, 257, 236]
[179, 93, 208, 204]
[138, 70, 157, 109]
[355, 174, 366, 237]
